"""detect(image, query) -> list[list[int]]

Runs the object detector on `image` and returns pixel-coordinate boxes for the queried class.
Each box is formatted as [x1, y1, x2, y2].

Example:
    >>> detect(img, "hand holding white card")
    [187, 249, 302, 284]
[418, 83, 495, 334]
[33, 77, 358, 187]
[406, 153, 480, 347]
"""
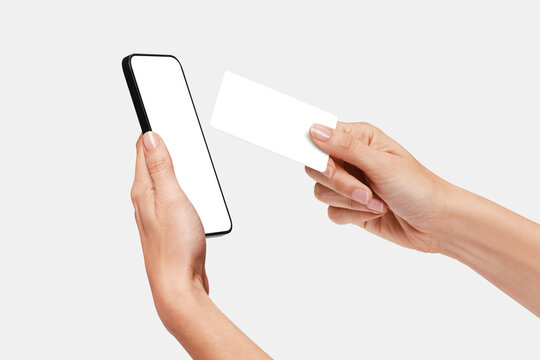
[210, 72, 337, 172]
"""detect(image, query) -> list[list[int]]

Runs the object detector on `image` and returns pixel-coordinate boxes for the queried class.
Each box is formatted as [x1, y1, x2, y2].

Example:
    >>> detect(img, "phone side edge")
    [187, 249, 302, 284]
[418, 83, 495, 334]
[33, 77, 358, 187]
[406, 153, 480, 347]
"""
[122, 54, 152, 133]
[171, 57, 233, 237]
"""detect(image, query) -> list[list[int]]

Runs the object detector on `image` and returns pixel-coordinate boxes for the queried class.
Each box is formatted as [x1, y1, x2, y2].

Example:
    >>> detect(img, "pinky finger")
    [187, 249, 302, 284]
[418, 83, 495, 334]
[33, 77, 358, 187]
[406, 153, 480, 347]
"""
[327, 206, 384, 228]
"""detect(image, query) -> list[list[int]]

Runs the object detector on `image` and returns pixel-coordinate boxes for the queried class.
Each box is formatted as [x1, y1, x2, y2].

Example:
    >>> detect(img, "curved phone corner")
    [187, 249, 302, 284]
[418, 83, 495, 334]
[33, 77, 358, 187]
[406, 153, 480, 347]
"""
[205, 218, 233, 238]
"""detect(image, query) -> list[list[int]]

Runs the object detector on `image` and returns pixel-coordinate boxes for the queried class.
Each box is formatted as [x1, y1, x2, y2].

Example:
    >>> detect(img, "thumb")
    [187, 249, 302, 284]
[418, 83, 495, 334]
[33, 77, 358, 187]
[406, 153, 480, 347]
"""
[142, 131, 182, 195]
[309, 124, 380, 173]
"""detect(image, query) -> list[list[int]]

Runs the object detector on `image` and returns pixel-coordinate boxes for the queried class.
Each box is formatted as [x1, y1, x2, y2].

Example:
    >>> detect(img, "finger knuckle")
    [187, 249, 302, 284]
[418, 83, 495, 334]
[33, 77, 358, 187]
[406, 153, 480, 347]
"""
[131, 183, 153, 207]
[313, 183, 325, 200]
[340, 134, 357, 153]
[337, 121, 353, 134]
[332, 176, 346, 193]
[147, 157, 171, 177]
[348, 197, 363, 210]
[327, 207, 341, 224]
[130, 185, 141, 204]
[358, 122, 379, 142]
[338, 121, 373, 133]
[356, 121, 373, 129]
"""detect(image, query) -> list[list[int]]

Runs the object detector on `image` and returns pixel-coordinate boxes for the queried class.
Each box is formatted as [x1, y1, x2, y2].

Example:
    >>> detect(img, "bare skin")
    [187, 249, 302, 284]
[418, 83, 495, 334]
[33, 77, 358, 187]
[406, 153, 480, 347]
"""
[306, 122, 540, 316]
[131, 132, 271, 359]
[131, 124, 540, 359]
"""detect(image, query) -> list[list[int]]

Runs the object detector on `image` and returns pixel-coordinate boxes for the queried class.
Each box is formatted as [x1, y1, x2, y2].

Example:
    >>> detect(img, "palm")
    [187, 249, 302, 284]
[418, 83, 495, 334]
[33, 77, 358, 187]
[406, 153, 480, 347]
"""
[340, 153, 439, 253]
[307, 122, 444, 255]
[365, 210, 435, 253]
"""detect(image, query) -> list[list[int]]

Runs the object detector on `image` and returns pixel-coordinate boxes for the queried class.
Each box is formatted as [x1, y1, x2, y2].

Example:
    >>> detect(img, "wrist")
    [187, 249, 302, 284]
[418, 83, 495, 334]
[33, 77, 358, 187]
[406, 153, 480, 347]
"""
[146, 264, 208, 322]
[427, 181, 478, 257]
[151, 273, 208, 330]
[433, 182, 494, 260]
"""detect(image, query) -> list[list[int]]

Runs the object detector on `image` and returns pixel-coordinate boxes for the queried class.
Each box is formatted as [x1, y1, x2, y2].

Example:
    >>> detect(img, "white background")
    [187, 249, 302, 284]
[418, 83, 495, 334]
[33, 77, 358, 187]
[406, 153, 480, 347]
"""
[0, 1, 539, 358]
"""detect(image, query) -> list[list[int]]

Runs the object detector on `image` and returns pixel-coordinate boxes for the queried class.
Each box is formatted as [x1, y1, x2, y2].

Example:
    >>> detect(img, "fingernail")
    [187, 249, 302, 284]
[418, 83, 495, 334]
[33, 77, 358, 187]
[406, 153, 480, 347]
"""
[351, 188, 369, 205]
[322, 164, 333, 178]
[143, 131, 159, 151]
[310, 124, 331, 141]
[367, 198, 384, 212]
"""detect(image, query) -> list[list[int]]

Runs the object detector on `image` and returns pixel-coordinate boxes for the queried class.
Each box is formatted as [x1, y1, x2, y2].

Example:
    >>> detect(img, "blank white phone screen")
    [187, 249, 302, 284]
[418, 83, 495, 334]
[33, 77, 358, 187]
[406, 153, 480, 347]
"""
[130, 55, 231, 235]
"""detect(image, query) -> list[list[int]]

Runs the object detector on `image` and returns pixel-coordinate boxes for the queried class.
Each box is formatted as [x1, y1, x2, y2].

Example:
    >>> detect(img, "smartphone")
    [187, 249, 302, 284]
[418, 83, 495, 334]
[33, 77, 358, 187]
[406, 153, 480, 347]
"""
[122, 54, 232, 236]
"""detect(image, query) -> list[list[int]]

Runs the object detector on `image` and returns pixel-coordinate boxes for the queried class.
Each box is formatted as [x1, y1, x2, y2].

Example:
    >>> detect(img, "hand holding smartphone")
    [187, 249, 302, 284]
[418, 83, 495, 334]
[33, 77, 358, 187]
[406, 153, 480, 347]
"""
[122, 54, 232, 236]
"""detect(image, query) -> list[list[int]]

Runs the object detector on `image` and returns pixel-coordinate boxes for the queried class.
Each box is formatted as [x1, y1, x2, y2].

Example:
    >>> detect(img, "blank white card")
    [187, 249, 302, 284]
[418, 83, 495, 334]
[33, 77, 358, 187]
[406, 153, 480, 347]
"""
[210, 72, 337, 172]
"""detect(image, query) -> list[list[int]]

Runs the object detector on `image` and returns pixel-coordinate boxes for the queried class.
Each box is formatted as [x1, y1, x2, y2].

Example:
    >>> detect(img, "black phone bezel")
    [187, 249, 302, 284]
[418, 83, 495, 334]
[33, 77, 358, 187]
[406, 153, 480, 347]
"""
[122, 53, 232, 237]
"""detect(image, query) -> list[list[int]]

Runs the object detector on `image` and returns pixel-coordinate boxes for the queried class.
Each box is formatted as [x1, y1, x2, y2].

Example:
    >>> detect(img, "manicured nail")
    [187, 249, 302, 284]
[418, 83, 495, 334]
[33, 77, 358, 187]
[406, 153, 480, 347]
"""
[322, 164, 333, 178]
[310, 124, 331, 141]
[143, 131, 159, 151]
[351, 188, 369, 205]
[367, 198, 384, 212]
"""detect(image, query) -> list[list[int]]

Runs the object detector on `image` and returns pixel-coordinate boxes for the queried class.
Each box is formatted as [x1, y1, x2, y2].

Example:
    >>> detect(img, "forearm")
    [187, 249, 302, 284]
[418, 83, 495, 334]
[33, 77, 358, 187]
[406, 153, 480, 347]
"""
[152, 281, 271, 360]
[438, 184, 540, 316]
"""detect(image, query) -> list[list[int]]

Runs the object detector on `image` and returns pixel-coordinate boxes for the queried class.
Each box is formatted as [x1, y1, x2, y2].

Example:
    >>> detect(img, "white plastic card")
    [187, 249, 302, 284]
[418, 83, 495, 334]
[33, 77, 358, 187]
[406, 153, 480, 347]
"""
[210, 72, 337, 172]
